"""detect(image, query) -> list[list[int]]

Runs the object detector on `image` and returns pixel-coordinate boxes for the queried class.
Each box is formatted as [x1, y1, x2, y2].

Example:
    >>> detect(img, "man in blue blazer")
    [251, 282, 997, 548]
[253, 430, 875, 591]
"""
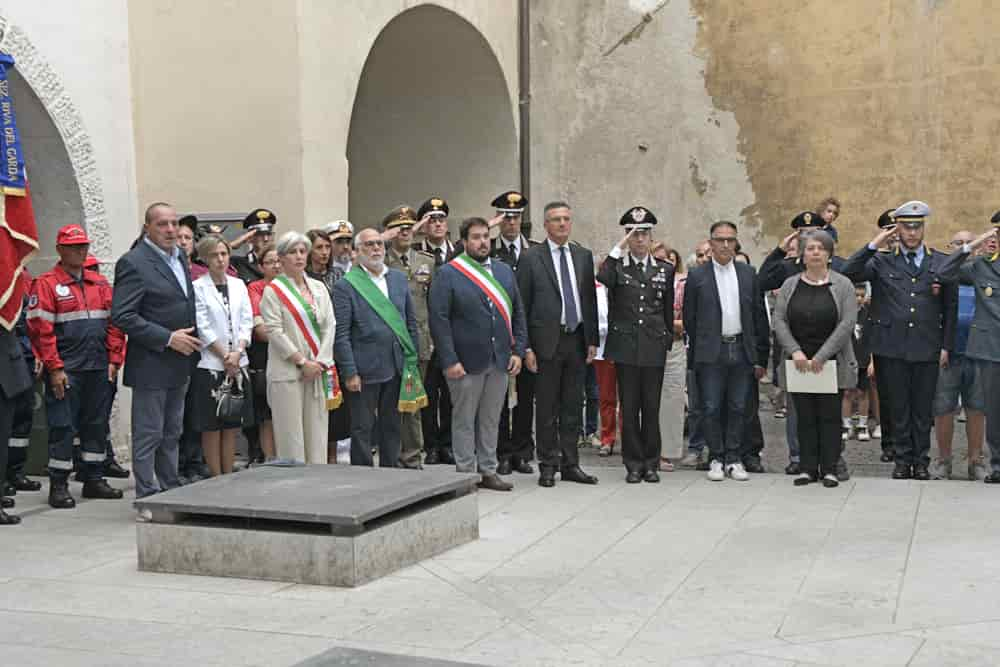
[334, 228, 419, 467]
[111, 203, 201, 507]
[429, 217, 527, 491]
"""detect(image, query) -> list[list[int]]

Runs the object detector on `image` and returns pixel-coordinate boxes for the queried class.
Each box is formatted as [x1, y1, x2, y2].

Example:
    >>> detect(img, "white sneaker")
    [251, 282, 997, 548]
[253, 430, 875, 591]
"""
[726, 462, 749, 481]
[707, 460, 725, 482]
[136, 508, 153, 523]
[857, 425, 870, 441]
[679, 452, 700, 467]
[873, 424, 883, 439]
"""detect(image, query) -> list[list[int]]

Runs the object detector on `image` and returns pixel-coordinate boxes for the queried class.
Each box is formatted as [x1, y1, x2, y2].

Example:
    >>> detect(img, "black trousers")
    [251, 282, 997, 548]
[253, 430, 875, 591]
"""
[978, 360, 1000, 473]
[421, 351, 453, 455]
[872, 355, 895, 455]
[180, 379, 206, 473]
[881, 357, 938, 466]
[616, 363, 664, 473]
[792, 392, 842, 477]
[6, 387, 33, 481]
[348, 377, 401, 467]
[0, 386, 14, 496]
[738, 381, 764, 464]
[497, 369, 536, 463]
[535, 330, 585, 470]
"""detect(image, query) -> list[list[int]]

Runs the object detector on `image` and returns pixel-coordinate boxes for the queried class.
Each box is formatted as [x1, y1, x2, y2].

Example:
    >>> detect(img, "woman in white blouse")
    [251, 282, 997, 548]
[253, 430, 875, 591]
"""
[192, 235, 254, 476]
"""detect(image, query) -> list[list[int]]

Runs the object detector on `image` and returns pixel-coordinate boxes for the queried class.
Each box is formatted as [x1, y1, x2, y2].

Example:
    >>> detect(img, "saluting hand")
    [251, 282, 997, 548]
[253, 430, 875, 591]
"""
[870, 224, 898, 249]
[617, 227, 636, 250]
[970, 228, 999, 251]
[780, 231, 798, 254]
[413, 214, 432, 236]
[488, 213, 505, 229]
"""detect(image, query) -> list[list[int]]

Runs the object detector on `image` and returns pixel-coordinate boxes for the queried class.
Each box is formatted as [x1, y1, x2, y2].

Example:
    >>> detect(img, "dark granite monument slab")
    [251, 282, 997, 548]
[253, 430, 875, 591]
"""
[135, 465, 480, 587]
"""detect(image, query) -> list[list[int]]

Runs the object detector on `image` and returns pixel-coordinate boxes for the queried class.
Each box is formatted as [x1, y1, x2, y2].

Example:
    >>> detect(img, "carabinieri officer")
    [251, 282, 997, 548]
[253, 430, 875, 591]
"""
[840, 201, 957, 480]
[597, 207, 674, 483]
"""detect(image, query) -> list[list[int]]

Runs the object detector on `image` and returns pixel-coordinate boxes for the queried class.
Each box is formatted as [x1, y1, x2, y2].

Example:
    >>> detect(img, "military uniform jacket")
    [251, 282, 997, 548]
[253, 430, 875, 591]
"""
[386, 246, 435, 361]
[231, 252, 264, 284]
[938, 249, 1000, 363]
[840, 244, 957, 363]
[490, 235, 538, 272]
[759, 247, 847, 292]
[597, 253, 674, 367]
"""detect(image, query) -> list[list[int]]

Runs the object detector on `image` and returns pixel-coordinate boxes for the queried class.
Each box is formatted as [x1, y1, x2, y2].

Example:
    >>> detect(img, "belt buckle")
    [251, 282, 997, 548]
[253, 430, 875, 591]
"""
[722, 335, 737, 344]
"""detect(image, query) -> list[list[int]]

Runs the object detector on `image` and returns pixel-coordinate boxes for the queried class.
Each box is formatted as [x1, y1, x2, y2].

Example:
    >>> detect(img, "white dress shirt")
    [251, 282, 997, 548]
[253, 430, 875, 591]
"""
[712, 258, 742, 336]
[501, 236, 522, 262]
[366, 264, 390, 298]
[547, 238, 582, 327]
[144, 236, 188, 297]
[595, 281, 609, 360]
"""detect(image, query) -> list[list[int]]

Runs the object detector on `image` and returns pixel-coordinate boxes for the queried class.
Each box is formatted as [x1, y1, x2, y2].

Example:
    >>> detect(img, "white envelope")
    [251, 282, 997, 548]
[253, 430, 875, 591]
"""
[785, 360, 838, 394]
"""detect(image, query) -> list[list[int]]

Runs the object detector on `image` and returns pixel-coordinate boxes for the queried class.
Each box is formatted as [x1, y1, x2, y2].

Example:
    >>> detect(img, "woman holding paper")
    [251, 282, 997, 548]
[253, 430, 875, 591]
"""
[773, 229, 858, 488]
[260, 231, 338, 464]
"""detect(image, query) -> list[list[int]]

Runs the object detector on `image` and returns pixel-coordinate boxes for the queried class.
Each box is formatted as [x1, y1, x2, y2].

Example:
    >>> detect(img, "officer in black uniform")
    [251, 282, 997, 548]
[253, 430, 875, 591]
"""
[4, 276, 41, 498]
[841, 201, 957, 480]
[230, 208, 277, 284]
[1, 322, 33, 524]
[869, 208, 899, 463]
[489, 191, 540, 475]
[597, 206, 674, 483]
[416, 197, 455, 465]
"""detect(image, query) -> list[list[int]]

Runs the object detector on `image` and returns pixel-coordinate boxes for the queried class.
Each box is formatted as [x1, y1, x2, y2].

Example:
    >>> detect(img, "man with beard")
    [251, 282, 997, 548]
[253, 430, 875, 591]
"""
[322, 220, 355, 281]
[429, 217, 527, 491]
[489, 191, 539, 475]
[383, 206, 436, 468]
[333, 228, 422, 467]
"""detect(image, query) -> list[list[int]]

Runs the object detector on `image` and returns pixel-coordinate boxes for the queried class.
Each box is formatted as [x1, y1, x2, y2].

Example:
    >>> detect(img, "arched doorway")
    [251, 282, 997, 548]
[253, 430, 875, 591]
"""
[347, 5, 518, 231]
[9, 68, 84, 275]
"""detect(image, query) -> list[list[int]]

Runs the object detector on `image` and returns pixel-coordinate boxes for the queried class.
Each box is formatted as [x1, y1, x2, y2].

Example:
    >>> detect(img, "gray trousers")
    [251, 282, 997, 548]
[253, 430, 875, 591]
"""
[131, 383, 186, 498]
[447, 367, 508, 475]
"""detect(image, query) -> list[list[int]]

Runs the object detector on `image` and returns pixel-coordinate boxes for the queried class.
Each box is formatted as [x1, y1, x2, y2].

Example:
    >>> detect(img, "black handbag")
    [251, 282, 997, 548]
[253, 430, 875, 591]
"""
[216, 374, 246, 421]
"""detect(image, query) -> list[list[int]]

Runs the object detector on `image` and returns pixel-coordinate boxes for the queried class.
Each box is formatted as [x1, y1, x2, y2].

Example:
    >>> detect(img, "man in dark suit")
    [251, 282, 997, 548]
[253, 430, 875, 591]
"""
[599, 207, 674, 483]
[429, 216, 527, 491]
[684, 220, 769, 481]
[938, 214, 1000, 483]
[517, 201, 599, 487]
[489, 190, 539, 475]
[112, 202, 201, 509]
[0, 324, 33, 524]
[842, 201, 957, 480]
[334, 228, 420, 468]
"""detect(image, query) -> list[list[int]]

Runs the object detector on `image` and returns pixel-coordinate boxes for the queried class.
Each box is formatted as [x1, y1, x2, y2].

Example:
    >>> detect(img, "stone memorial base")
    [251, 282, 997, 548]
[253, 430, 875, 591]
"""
[135, 465, 479, 587]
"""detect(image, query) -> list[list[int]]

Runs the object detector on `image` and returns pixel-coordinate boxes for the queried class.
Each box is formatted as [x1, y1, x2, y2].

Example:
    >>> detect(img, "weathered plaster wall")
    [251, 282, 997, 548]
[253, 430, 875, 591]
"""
[533, 0, 1000, 259]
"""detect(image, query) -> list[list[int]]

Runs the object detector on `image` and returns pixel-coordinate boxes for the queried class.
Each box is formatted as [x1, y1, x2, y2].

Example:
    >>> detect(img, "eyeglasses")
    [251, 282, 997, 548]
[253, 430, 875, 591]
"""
[359, 240, 384, 249]
[710, 237, 738, 246]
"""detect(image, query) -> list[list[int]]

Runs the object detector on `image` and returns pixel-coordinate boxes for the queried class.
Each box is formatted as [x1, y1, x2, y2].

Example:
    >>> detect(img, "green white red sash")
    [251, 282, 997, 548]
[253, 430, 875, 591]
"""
[449, 253, 513, 343]
[266, 275, 342, 410]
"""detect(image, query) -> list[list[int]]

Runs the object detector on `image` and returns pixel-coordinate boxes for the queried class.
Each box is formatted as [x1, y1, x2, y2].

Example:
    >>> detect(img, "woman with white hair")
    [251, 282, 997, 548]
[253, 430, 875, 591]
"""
[259, 231, 339, 463]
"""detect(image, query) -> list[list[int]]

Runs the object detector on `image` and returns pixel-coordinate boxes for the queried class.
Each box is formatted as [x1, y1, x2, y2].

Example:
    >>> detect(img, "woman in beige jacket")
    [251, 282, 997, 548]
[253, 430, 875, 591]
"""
[259, 231, 336, 463]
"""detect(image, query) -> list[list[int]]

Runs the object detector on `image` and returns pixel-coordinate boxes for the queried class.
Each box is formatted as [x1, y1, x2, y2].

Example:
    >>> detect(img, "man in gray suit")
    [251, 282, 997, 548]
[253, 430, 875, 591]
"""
[112, 203, 201, 514]
[938, 216, 1000, 484]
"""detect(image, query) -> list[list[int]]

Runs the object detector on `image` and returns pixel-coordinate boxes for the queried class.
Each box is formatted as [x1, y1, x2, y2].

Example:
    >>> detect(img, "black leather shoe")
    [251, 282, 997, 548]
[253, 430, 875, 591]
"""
[81, 479, 124, 500]
[835, 457, 851, 482]
[440, 449, 456, 465]
[892, 462, 912, 480]
[880, 450, 895, 463]
[560, 465, 598, 485]
[48, 482, 77, 509]
[912, 464, 930, 481]
[0, 508, 20, 525]
[784, 462, 801, 475]
[626, 470, 642, 484]
[497, 459, 513, 476]
[743, 459, 766, 474]
[512, 458, 534, 474]
[985, 472, 1000, 484]
[1, 496, 13, 509]
[643, 470, 660, 483]
[104, 461, 130, 479]
[424, 449, 441, 465]
[12, 475, 42, 492]
[538, 468, 556, 488]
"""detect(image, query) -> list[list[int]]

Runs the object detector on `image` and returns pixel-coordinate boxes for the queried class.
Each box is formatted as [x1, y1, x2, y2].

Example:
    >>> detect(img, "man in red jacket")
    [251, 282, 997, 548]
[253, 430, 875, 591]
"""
[27, 224, 125, 508]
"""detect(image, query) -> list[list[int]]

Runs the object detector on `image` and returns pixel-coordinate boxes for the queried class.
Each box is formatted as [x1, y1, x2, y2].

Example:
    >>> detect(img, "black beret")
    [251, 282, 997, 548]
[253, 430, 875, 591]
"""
[491, 190, 527, 213]
[790, 211, 821, 230]
[417, 197, 449, 219]
[877, 209, 896, 228]
[619, 206, 657, 228]
[243, 208, 277, 231]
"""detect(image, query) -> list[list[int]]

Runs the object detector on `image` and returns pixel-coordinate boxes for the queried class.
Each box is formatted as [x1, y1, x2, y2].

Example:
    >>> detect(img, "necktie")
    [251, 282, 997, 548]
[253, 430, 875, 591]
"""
[906, 251, 917, 271]
[400, 252, 409, 268]
[559, 246, 580, 331]
[433, 247, 444, 266]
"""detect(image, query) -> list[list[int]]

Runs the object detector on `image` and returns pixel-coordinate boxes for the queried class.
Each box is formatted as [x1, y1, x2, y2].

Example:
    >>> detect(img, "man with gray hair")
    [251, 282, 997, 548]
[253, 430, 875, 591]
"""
[333, 228, 422, 467]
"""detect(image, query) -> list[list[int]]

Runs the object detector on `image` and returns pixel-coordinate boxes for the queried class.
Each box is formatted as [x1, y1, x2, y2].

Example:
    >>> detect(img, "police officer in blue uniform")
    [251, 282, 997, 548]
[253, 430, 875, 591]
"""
[598, 206, 675, 482]
[841, 201, 957, 480]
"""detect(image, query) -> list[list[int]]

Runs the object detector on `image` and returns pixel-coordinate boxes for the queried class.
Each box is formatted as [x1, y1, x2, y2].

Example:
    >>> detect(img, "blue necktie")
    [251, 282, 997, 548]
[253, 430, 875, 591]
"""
[906, 251, 917, 271]
[559, 246, 579, 331]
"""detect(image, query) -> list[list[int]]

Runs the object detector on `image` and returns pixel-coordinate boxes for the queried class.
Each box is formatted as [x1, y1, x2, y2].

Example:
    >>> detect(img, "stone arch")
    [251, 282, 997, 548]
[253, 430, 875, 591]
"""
[347, 4, 518, 230]
[0, 15, 107, 270]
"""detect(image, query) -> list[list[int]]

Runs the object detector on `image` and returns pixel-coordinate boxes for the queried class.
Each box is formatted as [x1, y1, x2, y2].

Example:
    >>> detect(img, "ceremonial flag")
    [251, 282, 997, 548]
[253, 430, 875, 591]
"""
[0, 53, 38, 331]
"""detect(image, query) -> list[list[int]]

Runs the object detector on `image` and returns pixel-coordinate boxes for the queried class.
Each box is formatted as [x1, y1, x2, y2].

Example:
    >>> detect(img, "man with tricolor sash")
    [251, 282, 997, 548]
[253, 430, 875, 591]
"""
[334, 228, 425, 468]
[428, 217, 527, 491]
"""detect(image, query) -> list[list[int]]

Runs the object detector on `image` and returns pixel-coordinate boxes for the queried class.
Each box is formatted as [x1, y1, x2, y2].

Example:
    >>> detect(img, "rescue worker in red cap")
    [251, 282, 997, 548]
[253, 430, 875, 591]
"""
[27, 224, 126, 508]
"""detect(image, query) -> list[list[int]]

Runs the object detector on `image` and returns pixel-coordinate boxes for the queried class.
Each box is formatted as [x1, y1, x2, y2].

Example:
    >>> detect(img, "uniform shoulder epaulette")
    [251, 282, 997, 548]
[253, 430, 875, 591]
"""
[415, 249, 435, 259]
[525, 238, 541, 246]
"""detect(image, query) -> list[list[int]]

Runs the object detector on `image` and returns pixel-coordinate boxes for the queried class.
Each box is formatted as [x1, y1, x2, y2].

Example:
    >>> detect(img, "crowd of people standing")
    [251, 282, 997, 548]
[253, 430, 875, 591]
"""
[2, 192, 999, 526]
